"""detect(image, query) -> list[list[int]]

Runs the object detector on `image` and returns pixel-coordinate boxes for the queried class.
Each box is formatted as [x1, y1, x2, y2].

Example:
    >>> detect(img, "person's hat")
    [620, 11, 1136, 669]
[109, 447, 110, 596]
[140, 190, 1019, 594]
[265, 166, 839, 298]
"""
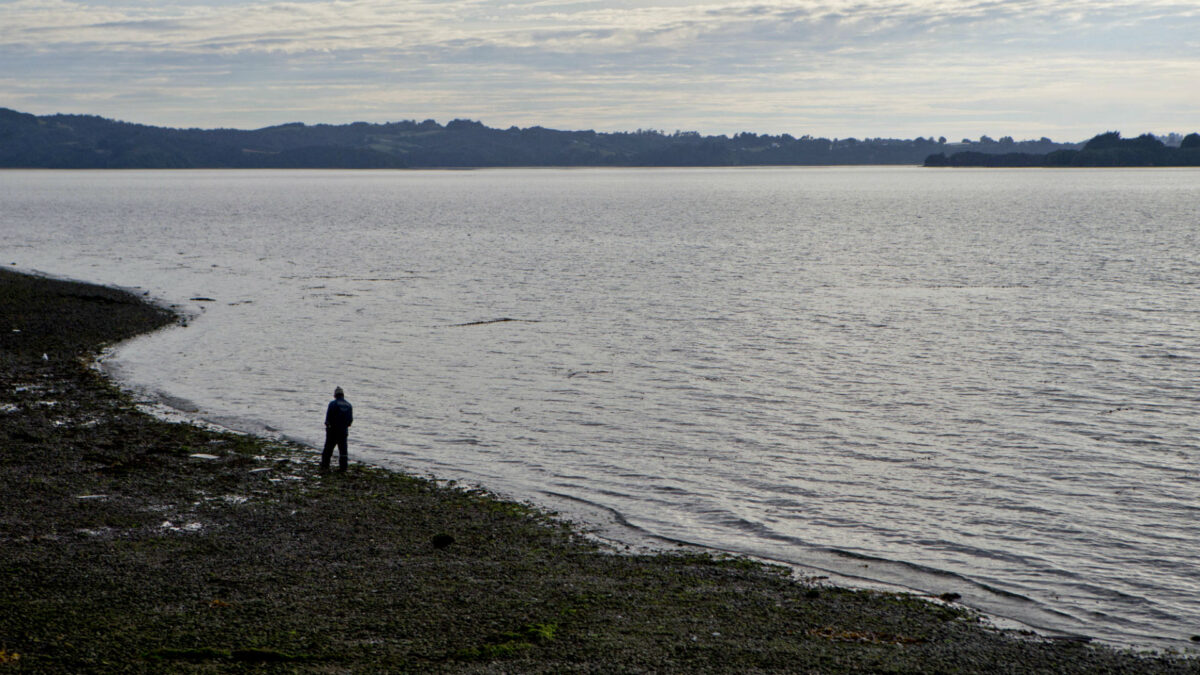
[334, 386, 344, 396]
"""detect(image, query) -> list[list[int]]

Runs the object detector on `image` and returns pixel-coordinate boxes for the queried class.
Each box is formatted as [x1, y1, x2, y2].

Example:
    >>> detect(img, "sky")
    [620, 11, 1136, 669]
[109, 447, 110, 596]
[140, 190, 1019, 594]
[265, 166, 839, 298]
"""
[2, 0, 1198, 141]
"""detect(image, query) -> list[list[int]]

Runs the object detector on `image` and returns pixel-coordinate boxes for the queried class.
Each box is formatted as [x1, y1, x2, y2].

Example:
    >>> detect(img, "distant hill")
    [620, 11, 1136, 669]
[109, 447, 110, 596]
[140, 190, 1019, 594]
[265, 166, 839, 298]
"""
[925, 131, 1200, 167]
[0, 107, 1078, 169]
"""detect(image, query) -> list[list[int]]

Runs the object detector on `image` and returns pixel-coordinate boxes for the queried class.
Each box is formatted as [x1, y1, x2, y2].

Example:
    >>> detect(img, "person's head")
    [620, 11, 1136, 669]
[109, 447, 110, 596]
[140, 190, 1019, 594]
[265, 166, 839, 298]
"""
[334, 386, 345, 399]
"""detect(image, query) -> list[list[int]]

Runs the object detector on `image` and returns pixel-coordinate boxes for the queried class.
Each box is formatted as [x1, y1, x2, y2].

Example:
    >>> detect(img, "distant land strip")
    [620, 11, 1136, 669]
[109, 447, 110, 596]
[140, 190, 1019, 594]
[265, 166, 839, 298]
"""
[925, 131, 1200, 168]
[0, 107, 1088, 169]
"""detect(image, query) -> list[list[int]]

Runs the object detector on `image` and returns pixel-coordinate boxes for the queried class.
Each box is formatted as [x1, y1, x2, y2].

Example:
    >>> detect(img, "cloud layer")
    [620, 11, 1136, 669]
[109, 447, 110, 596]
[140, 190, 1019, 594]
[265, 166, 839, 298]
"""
[3, 0, 1198, 138]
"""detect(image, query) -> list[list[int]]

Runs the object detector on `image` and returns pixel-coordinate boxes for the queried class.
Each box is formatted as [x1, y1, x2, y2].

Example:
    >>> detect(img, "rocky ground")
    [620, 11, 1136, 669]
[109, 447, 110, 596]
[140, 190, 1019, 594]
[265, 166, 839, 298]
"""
[2, 267, 1197, 673]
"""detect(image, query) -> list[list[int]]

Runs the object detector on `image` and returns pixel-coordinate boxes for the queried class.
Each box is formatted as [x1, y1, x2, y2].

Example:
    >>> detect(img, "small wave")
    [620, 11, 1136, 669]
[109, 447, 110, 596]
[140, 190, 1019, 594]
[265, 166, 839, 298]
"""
[434, 437, 484, 446]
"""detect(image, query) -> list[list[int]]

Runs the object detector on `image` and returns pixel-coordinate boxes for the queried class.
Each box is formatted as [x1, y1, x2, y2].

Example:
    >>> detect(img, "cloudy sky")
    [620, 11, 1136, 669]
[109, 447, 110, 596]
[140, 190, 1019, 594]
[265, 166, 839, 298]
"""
[2, 0, 1197, 140]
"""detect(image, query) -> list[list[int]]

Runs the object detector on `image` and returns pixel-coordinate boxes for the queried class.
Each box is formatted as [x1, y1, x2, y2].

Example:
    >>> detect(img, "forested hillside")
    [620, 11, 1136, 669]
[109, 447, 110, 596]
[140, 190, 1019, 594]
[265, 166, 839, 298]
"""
[1, 107, 1076, 168]
[925, 132, 1200, 167]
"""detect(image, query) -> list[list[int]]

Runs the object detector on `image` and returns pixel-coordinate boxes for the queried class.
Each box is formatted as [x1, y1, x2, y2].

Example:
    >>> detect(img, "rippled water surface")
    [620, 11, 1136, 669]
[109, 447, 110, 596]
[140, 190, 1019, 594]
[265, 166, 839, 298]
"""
[4, 167, 1199, 647]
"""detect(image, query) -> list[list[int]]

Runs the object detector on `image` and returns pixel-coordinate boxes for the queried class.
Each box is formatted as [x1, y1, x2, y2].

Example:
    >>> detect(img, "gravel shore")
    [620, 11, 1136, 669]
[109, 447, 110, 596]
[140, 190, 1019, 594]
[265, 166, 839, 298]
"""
[2, 267, 1196, 673]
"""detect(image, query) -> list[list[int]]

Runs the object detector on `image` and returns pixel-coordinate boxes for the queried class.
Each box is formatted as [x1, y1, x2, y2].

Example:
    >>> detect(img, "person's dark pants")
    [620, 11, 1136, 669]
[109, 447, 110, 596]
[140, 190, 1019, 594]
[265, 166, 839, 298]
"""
[322, 427, 349, 472]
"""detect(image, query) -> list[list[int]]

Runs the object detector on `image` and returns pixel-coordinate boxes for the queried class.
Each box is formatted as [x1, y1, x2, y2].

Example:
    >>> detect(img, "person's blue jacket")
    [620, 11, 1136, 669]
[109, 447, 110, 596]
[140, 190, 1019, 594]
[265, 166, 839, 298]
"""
[326, 397, 353, 430]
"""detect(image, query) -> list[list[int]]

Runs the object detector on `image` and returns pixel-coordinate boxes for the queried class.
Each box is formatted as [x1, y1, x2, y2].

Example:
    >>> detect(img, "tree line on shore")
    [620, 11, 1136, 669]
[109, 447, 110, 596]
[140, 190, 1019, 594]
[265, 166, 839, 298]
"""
[1, 107, 1079, 169]
[925, 131, 1200, 167]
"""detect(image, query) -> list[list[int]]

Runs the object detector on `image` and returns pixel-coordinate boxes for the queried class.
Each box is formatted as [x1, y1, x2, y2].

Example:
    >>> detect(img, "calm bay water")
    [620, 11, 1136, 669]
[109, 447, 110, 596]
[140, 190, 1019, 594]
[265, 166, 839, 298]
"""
[3, 167, 1198, 648]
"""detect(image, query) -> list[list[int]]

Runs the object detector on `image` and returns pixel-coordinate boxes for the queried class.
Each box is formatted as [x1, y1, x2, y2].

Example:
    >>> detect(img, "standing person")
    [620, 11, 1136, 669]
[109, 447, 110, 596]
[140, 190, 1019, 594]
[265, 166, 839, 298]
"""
[321, 386, 353, 472]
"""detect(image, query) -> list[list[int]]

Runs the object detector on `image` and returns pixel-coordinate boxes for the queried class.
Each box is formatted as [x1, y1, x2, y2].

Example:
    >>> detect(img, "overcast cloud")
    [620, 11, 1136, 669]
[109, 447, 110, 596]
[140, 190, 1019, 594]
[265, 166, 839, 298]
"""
[2, 0, 1197, 138]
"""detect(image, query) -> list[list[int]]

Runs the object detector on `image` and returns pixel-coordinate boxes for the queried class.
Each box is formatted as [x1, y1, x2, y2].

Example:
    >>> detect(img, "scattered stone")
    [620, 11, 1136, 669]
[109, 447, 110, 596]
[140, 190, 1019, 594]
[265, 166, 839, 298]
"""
[161, 521, 204, 533]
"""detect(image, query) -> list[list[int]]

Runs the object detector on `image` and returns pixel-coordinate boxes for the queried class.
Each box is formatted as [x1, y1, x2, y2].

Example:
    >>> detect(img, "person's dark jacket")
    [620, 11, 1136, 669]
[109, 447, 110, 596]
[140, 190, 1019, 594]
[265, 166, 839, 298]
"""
[325, 397, 353, 430]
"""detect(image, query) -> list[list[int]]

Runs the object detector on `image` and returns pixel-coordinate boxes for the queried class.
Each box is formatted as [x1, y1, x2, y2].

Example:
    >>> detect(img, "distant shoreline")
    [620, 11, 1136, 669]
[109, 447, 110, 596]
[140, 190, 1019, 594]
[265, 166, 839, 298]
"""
[0, 106, 1079, 169]
[926, 131, 1200, 168]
